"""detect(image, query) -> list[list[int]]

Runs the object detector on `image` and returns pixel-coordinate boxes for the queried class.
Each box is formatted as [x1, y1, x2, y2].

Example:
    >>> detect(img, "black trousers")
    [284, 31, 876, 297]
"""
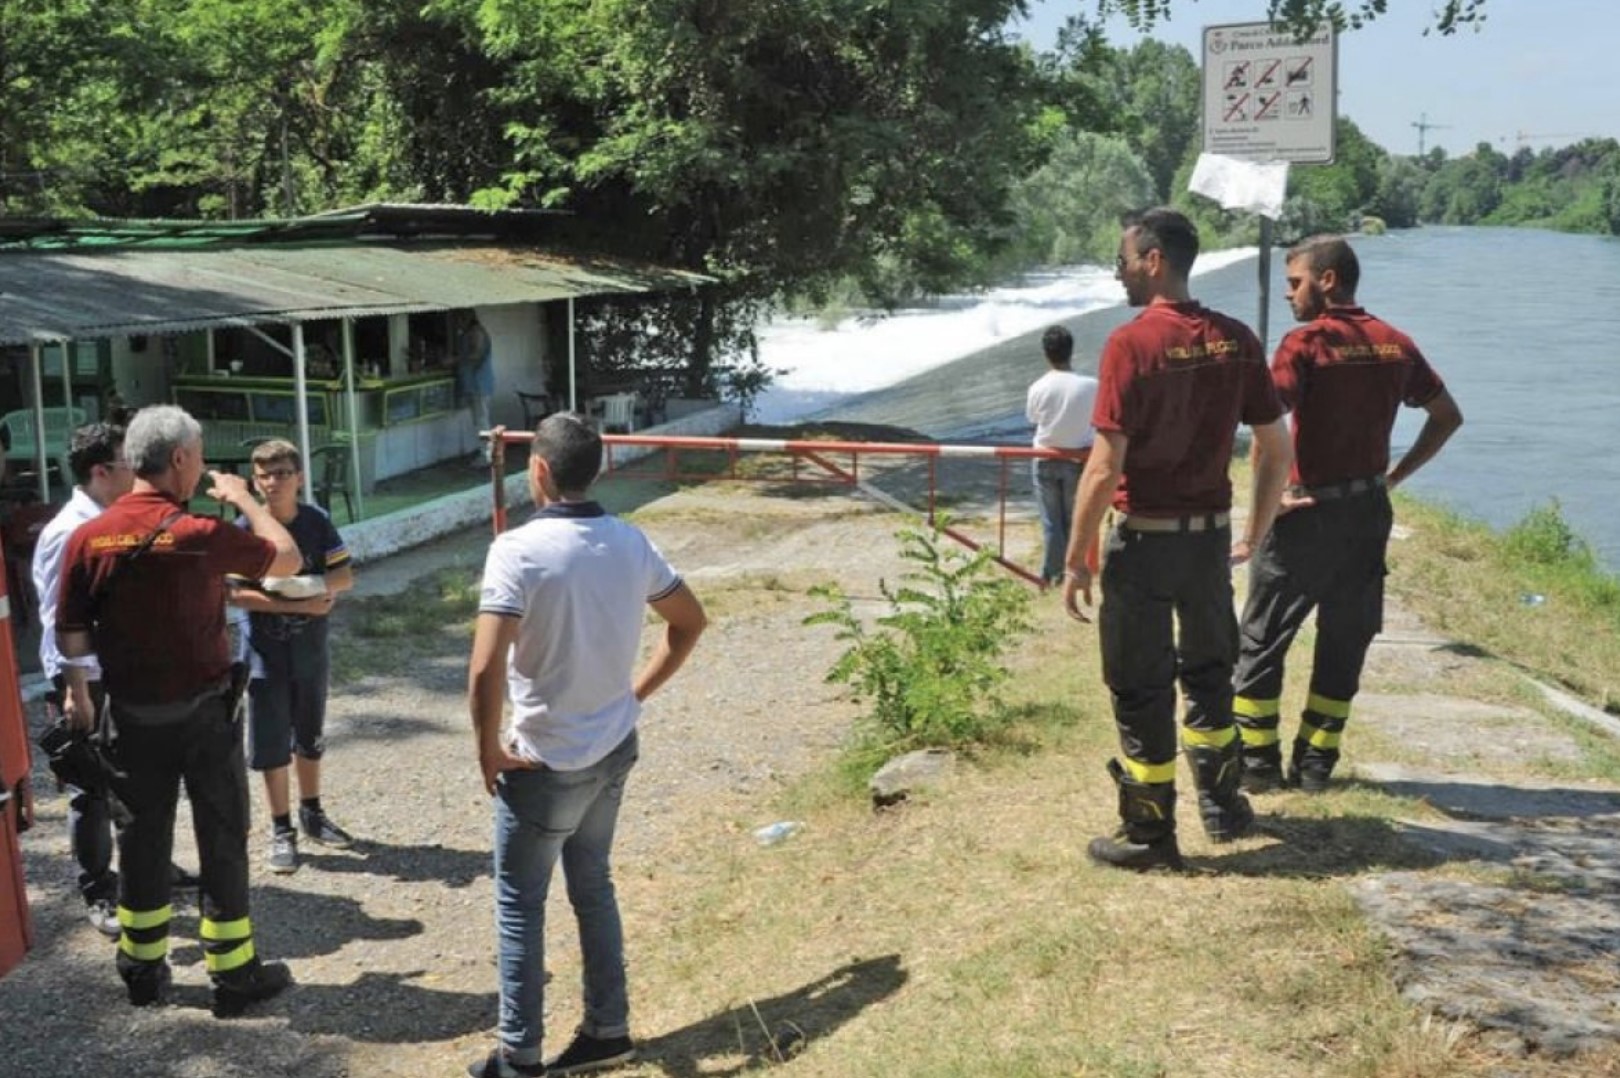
[1233, 489, 1393, 744]
[1099, 524, 1237, 779]
[112, 695, 254, 975]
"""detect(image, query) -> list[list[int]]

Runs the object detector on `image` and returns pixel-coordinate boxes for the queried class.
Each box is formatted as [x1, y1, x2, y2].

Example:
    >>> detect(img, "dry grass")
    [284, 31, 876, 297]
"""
[510, 575, 1620, 1077]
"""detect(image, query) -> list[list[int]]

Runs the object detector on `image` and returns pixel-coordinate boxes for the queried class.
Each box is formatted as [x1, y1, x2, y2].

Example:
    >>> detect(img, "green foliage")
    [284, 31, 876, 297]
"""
[804, 520, 1034, 767]
[1006, 131, 1157, 266]
[1503, 500, 1595, 570]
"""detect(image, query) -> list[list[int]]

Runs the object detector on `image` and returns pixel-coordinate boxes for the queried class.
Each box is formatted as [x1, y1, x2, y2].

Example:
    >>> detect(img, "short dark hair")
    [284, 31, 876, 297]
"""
[534, 412, 602, 496]
[67, 423, 125, 485]
[1041, 325, 1074, 366]
[1123, 206, 1200, 278]
[250, 438, 303, 473]
[1288, 234, 1361, 295]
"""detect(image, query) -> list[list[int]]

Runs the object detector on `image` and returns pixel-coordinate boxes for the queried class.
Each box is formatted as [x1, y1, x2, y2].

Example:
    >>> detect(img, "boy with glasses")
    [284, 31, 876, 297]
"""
[230, 439, 355, 873]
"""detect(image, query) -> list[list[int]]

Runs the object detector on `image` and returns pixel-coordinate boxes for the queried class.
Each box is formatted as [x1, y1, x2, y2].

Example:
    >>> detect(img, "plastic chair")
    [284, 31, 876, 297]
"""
[310, 444, 355, 522]
[598, 392, 637, 434]
[514, 390, 552, 431]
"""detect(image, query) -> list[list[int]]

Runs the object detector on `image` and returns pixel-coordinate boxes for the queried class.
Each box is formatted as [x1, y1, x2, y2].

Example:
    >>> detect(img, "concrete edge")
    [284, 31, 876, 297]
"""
[1526, 675, 1620, 742]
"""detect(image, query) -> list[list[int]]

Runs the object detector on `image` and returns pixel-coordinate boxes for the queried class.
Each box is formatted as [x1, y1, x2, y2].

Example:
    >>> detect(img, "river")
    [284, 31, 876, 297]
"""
[754, 226, 1620, 571]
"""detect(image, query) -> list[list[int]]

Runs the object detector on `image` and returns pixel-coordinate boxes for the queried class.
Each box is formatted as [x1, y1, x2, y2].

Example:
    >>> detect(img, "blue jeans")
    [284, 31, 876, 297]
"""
[493, 730, 639, 1065]
[1034, 458, 1082, 583]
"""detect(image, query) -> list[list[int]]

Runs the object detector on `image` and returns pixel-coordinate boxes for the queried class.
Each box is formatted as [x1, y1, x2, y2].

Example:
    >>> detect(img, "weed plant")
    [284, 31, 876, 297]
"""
[805, 518, 1033, 774]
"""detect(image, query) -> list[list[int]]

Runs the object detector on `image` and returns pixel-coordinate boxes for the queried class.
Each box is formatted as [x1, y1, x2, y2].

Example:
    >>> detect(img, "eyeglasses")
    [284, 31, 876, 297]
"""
[253, 468, 299, 481]
[96, 459, 131, 473]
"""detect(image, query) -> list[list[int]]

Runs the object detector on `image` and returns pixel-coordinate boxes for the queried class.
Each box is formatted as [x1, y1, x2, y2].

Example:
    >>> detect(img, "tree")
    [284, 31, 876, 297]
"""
[1006, 131, 1157, 265]
[466, 0, 1043, 384]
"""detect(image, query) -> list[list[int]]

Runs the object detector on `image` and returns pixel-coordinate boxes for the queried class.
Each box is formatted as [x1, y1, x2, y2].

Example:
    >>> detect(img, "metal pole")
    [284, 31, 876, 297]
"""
[27, 344, 47, 502]
[340, 318, 365, 519]
[1257, 217, 1274, 353]
[292, 324, 312, 501]
[567, 297, 577, 412]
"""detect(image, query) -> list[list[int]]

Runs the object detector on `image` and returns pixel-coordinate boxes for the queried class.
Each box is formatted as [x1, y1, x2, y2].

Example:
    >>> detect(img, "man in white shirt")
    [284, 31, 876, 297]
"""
[31, 422, 135, 937]
[1025, 325, 1098, 585]
[466, 412, 707, 1078]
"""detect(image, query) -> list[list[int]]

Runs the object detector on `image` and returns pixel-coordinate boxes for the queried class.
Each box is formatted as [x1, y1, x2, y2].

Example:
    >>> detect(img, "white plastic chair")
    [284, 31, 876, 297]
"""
[599, 392, 637, 433]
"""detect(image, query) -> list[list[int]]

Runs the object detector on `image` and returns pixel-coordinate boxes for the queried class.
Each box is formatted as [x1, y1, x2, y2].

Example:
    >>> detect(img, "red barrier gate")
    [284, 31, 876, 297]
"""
[484, 430, 1095, 586]
[0, 529, 35, 979]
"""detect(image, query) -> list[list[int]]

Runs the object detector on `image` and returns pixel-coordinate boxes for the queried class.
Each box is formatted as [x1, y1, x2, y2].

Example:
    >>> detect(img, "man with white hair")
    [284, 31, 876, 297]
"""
[57, 404, 301, 1016]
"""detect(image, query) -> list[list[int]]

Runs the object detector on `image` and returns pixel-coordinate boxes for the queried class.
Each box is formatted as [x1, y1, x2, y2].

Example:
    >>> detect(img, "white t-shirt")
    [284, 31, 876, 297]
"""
[478, 502, 681, 771]
[1025, 369, 1099, 450]
[32, 487, 104, 680]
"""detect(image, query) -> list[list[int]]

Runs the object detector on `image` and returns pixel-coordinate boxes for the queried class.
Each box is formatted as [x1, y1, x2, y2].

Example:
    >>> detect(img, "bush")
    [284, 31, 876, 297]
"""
[805, 519, 1034, 767]
[1503, 500, 1593, 569]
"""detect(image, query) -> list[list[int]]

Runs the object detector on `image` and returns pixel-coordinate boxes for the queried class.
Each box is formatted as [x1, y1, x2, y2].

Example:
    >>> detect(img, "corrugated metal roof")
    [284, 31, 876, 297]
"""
[0, 242, 709, 345]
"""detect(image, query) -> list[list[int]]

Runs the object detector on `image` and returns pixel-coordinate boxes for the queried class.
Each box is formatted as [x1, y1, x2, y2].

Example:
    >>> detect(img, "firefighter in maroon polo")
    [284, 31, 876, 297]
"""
[1064, 207, 1293, 872]
[57, 404, 303, 1015]
[1233, 235, 1463, 792]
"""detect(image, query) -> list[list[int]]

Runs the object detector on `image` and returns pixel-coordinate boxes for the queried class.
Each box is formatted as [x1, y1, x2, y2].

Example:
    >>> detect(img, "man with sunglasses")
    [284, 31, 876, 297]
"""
[1064, 207, 1292, 872]
[229, 439, 356, 875]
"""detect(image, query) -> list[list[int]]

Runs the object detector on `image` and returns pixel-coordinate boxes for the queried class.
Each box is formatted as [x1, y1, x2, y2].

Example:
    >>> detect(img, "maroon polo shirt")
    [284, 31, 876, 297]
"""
[58, 490, 277, 705]
[1271, 306, 1445, 488]
[1093, 301, 1282, 515]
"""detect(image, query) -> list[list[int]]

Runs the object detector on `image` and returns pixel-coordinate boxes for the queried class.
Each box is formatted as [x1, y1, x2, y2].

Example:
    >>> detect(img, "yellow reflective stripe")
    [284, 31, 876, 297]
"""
[201, 917, 252, 942]
[1238, 725, 1280, 748]
[1298, 720, 1343, 749]
[1233, 696, 1280, 719]
[204, 939, 257, 973]
[119, 936, 169, 961]
[1121, 758, 1177, 784]
[1306, 692, 1351, 720]
[118, 905, 173, 930]
[1181, 726, 1236, 749]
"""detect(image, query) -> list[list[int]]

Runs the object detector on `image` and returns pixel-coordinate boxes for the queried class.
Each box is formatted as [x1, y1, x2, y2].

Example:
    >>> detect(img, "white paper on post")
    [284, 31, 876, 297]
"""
[1188, 153, 1290, 219]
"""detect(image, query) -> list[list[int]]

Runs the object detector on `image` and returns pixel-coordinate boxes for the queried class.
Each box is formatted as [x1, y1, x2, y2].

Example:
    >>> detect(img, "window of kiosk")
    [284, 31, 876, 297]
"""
[385, 387, 422, 425]
[420, 380, 455, 414]
[175, 389, 251, 421]
[250, 392, 328, 426]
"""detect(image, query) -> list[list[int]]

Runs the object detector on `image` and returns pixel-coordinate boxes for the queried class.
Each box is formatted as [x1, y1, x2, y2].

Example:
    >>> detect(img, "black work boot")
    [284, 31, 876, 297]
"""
[1288, 740, 1339, 793]
[1185, 741, 1255, 843]
[1087, 760, 1184, 872]
[1239, 744, 1284, 794]
[212, 958, 293, 1018]
[122, 960, 173, 1007]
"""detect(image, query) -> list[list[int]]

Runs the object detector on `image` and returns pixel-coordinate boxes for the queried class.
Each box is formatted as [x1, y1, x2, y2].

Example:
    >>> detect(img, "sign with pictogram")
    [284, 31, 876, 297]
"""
[1203, 20, 1336, 163]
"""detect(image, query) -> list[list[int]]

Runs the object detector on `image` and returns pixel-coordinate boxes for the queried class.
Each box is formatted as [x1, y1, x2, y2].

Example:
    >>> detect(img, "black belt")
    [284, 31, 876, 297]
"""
[1302, 475, 1387, 501]
[1118, 511, 1230, 533]
[111, 677, 233, 725]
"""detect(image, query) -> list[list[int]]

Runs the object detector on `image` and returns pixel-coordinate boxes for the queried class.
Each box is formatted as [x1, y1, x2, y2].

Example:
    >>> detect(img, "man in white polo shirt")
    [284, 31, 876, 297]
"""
[466, 412, 707, 1078]
[1025, 324, 1097, 585]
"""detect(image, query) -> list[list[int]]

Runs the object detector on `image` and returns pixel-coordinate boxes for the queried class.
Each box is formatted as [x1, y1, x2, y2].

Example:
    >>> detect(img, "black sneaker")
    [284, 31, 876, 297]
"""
[546, 1030, 637, 1075]
[212, 959, 293, 1019]
[268, 829, 299, 874]
[466, 1048, 546, 1078]
[299, 807, 354, 848]
[87, 897, 122, 940]
[125, 961, 172, 1007]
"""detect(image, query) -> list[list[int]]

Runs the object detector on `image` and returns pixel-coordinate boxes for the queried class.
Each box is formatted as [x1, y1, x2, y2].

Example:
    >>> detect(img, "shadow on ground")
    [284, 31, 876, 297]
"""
[634, 954, 908, 1077]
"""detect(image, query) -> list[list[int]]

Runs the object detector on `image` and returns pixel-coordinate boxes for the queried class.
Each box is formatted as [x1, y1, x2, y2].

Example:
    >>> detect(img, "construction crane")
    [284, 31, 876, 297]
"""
[1411, 113, 1450, 156]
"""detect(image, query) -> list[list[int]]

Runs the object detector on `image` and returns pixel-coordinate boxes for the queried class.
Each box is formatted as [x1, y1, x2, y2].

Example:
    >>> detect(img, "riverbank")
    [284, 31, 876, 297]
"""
[4, 445, 1618, 1076]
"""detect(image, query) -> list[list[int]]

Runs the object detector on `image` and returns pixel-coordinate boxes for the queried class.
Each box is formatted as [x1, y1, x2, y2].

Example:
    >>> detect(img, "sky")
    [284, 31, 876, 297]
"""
[1010, 0, 1620, 158]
